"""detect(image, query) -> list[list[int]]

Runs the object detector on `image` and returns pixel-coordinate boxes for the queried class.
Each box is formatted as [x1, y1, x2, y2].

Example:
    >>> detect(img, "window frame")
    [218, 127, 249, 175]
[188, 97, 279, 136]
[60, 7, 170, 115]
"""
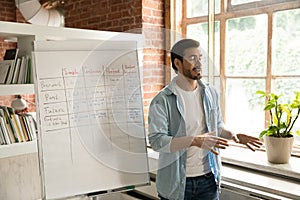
[182, 0, 300, 118]
[181, 0, 300, 138]
[170, 0, 300, 162]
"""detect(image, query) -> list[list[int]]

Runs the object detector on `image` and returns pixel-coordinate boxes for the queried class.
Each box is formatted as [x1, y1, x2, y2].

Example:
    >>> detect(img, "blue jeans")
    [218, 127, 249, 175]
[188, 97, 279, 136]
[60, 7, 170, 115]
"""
[159, 172, 219, 200]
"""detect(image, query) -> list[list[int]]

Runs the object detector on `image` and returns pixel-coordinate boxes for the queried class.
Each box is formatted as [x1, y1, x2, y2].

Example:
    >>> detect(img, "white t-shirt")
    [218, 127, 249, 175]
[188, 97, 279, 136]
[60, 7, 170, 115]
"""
[175, 83, 211, 177]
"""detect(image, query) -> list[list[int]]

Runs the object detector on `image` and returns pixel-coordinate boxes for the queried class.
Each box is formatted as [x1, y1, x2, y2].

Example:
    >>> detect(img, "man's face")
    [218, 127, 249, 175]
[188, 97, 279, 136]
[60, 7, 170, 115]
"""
[177, 47, 202, 80]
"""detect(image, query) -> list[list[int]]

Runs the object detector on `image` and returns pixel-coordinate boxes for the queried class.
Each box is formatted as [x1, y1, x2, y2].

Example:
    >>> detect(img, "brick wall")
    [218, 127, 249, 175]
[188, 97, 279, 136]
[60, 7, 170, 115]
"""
[0, 39, 17, 61]
[64, 0, 143, 32]
[0, 0, 166, 124]
[0, 0, 17, 59]
[142, 0, 165, 124]
[0, 0, 16, 22]
[0, 95, 35, 112]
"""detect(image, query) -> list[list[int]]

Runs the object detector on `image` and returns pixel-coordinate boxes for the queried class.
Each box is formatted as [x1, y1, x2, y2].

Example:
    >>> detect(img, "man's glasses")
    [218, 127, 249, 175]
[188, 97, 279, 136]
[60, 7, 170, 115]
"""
[184, 55, 202, 64]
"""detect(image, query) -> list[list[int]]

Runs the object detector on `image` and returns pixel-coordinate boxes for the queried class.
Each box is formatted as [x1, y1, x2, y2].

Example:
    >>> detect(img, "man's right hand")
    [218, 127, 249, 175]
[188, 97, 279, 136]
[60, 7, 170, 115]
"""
[191, 132, 229, 155]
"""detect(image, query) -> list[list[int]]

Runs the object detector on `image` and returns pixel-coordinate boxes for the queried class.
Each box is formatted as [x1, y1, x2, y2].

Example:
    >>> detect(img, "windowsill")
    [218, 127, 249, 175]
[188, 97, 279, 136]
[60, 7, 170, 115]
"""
[220, 145, 300, 181]
[220, 164, 300, 199]
[147, 147, 300, 199]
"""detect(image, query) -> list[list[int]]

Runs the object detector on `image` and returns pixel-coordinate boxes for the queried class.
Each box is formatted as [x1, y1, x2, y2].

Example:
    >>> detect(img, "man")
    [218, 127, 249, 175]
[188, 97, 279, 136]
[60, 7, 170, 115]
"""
[148, 39, 263, 200]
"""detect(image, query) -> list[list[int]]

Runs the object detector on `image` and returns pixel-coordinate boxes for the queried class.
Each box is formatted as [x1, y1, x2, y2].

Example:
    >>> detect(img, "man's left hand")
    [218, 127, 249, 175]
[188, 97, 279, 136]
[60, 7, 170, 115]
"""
[232, 134, 263, 151]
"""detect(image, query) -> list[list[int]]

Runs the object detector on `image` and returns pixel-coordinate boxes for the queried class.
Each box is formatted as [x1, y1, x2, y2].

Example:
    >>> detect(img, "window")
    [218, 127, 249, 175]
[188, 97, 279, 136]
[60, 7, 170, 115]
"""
[186, 22, 220, 84]
[186, 0, 220, 17]
[272, 8, 300, 149]
[225, 14, 267, 135]
[273, 9, 300, 76]
[178, 0, 300, 158]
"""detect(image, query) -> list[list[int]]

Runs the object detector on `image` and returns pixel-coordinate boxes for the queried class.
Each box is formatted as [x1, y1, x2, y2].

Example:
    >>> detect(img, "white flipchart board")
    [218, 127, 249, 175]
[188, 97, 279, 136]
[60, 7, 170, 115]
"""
[33, 39, 149, 199]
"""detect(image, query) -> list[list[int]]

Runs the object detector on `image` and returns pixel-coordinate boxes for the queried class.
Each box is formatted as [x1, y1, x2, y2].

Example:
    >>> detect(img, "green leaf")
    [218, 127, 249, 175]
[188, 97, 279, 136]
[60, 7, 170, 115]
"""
[265, 131, 275, 137]
[256, 90, 267, 96]
[291, 100, 300, 108]
[259, 130, 267, 139]
[256, 90, 300, 138]
[264, 102, 275, 110]
[281, 104, 291, 115]
[295, 91, 300, 101]
[272, 114, 278, 126]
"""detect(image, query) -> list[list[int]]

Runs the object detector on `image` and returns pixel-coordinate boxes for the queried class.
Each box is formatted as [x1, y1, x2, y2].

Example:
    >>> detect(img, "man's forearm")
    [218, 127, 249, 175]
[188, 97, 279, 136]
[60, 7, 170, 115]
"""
[219, 128, 235, 140]
[170, 136, 194, 152]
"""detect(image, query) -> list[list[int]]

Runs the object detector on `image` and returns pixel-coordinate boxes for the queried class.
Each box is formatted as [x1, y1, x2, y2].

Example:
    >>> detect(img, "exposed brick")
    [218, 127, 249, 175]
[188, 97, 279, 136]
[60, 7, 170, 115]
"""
[0, 95, 35, 112]
[143, 91, 160, 100]
[0, 0, 16, 21]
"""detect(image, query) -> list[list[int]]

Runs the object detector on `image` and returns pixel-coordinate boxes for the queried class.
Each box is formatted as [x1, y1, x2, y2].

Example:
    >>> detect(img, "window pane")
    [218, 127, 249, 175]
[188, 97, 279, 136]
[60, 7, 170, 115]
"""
[231, 0, 262, 5]
[225, 79, 265, 136]
[186, 0, 220, 18]
[273, 8, 300, 75]
[273, 78, 300, 103]
[187, 22, 220, 76]
[226, 15, 267, 76]
[273, 78, 300, 145]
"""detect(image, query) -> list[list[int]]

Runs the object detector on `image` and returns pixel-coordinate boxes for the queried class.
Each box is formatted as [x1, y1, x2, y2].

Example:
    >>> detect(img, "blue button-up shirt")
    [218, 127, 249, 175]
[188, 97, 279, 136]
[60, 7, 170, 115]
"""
[148, 77, 223, 200]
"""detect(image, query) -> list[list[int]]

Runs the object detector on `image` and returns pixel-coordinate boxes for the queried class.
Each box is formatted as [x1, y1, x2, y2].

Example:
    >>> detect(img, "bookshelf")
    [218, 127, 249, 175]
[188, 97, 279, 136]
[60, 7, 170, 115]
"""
[0, 84, 35, 157]
[0, 86, 36, 158]
[0, 84, 34, 95]
[0, 21, 40, 200]
[0, 140, 37, 159]
[0, 20, 143, 200]
[0, 84, 36, 158]
[0, 21, 39, 158]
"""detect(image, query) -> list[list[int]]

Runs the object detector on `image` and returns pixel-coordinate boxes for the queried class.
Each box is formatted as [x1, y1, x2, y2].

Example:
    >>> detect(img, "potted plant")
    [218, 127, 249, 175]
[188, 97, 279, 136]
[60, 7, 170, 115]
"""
[256, 90, 300, 164]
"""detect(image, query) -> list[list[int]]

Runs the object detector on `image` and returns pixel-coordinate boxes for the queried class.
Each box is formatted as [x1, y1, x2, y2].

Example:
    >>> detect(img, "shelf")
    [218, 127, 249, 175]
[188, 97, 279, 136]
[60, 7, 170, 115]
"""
[0, 140, 38, 159]
[0, 84, 34, 95]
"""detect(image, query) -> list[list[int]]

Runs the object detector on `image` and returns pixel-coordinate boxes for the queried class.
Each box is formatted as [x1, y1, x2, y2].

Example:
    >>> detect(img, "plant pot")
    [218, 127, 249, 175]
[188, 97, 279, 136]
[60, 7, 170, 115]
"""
[264, 136, 294, 164]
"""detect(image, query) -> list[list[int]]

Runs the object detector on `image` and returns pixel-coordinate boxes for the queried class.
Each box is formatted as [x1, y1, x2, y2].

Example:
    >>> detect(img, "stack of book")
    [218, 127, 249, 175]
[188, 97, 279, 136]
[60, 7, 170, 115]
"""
[0, 48, 32, 84]
[0, 106, 37, 145]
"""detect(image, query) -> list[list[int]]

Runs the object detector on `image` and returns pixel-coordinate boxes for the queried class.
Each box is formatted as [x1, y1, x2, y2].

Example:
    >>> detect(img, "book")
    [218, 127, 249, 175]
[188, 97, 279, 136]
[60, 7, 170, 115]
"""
[6, 107, 23, 142]
[11, 57, 21, 84]
[25, 57, 32, 84]
[0, 115, 11, 144]
[4, 49, 19, 84]
[17, 56, 28, 84]
[21, 113, 37, 141]
[5, 59, 18, 84]
[18, 115, 30, 141]
[0, 106, 17, 143]
[0, 60, 13, 84]
[0, 122, 5, 145]
[11, 109, 26, 142]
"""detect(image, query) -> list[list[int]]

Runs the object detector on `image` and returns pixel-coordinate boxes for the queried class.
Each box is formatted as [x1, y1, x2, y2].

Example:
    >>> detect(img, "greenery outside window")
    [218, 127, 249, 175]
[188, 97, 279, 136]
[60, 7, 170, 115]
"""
[225, 15, 267, 135]
[186, 0, 220, 17]
[186, 22, 220, 86]
[273, 9, 300, 75]
[179, 0, 300, 161]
